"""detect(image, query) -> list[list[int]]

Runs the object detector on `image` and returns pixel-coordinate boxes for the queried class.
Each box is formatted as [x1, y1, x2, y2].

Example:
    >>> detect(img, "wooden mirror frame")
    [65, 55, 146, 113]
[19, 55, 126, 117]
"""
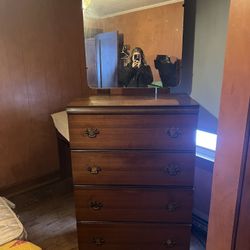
[80, 0, 196, 97]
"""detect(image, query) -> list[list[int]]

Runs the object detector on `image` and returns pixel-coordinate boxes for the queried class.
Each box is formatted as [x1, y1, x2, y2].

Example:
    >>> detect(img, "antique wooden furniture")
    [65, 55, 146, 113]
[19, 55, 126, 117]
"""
[67, 95, 199, 250]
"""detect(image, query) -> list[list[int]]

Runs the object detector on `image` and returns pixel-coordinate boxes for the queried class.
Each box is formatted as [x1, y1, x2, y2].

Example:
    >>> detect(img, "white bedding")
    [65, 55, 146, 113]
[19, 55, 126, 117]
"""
[0, 197, 25, 246]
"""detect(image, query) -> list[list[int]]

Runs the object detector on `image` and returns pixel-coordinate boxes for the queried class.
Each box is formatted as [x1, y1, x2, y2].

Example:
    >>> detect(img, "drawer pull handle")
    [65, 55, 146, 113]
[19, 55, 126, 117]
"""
[166, 127, 182, 138]
[92, 237, 105, 246]
[165, 164, 181, 176]
[162, 239, 177, 248]
[87, 166, 102, 175]
[90, 201, 103, 211]
[166, 202, 179, 212]
[84, 128, 100, 138]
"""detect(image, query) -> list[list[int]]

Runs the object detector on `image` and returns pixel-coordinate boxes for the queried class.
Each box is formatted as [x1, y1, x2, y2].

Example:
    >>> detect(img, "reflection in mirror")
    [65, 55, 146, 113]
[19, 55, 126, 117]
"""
[82, 0, 184, 88]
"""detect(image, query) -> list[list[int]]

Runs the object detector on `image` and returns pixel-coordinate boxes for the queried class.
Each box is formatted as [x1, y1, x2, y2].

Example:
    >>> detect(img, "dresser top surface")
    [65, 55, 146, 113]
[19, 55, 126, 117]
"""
[67, 95, 199, 108]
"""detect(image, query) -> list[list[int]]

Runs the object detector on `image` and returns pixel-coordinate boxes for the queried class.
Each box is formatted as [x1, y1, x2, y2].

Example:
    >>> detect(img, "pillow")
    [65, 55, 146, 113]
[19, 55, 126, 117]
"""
[0, 197, 25, 246]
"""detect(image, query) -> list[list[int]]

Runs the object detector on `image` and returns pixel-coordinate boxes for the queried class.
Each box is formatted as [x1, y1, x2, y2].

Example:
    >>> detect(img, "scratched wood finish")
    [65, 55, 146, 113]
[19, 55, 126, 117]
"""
[77, 223, 191, 250]
[74, 187, 193, 223]
[0, 0, 85, 190]
[68, 114, 197, 150]
[71, 151, 195, 186]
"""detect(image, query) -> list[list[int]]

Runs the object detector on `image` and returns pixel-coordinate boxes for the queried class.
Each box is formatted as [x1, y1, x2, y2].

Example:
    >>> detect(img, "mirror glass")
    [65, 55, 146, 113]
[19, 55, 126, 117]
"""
[82, 0, 184, 88]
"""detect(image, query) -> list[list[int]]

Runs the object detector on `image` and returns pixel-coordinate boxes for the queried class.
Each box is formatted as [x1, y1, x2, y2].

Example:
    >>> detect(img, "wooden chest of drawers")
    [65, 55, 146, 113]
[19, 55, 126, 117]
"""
[67, 95, 199, 250]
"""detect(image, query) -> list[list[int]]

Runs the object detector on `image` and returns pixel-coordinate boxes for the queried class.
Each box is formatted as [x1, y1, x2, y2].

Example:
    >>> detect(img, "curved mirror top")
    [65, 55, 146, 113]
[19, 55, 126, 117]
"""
[82, 0, 184, 89]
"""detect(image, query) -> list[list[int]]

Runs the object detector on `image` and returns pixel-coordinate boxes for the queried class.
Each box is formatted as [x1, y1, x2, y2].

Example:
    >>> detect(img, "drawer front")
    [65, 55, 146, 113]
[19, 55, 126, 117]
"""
[72, 151, 195, 186]
[68, 114, 197, 150]
[75, 188, 193, 223]
[77, 222, 191, 250]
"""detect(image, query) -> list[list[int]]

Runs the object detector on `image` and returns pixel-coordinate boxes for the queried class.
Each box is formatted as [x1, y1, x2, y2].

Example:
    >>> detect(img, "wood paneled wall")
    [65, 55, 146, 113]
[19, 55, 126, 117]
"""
[206, 0, 250, 249]
[84, 2, 184, 81]
[0, 0, 85, 190]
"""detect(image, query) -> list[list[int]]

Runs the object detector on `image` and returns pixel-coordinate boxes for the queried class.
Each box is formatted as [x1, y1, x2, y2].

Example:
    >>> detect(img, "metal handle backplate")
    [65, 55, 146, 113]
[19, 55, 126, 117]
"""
[84, 128, 100, 138]
[92, 237, 105, 246]
[89, 201, 103, 211]
[164, 163, 181, 176]
[162, 239, 177, 248]
[166, 127, 182, 138]
[87, 166, 102, 175]
[166, 202, 179, 212]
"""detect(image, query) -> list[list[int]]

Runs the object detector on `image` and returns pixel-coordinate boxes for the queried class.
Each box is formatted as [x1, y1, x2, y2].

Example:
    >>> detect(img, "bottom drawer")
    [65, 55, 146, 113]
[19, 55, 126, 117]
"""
[77, 222, 191, 250]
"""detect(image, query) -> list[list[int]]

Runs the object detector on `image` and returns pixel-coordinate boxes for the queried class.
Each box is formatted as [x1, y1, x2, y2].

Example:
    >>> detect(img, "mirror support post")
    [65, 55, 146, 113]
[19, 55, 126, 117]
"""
[154, 87, 158, 100]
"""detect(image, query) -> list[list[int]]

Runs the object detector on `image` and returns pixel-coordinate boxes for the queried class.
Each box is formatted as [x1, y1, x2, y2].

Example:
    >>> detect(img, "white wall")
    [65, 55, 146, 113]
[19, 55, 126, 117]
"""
[191, 0, 230, 118]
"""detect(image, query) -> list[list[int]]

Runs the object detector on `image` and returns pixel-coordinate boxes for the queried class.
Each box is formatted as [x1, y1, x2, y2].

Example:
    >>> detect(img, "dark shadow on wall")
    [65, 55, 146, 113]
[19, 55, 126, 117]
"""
[197, 106, 218, 134]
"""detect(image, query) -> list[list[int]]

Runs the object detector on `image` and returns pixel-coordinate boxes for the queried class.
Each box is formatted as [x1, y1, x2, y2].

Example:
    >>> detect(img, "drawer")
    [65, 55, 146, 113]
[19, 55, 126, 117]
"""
[77, 222, 191, 250]
[74, 187, 193, 223]
[71, 151, 195, 186]
[68, 114, 197, 150]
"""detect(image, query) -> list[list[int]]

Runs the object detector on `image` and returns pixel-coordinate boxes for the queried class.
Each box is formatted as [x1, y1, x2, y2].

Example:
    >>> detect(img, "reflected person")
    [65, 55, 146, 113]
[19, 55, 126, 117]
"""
[119, 47, 153, 87]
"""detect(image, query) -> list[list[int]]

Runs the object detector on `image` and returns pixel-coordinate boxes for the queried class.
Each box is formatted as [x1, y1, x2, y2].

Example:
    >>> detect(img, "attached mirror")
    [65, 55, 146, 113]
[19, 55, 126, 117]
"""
[82, 0, 184, 88]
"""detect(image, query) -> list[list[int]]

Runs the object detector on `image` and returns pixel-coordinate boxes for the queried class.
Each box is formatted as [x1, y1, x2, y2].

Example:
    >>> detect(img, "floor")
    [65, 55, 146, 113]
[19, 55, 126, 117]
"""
[10, 180, 205, 250]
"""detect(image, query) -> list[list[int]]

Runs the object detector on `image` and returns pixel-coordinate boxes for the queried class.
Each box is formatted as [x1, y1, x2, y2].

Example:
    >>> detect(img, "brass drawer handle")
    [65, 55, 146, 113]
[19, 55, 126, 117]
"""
[87, 166, 102, 175]
[166, 127, 182, 138]
[166, 202, 179, 212]
[164, 163, 181, 176]
[92, 237, 105, 246]
[84, 128, 100, 138]
[162, 239, 177, 248]
[89, 201, 103, 211]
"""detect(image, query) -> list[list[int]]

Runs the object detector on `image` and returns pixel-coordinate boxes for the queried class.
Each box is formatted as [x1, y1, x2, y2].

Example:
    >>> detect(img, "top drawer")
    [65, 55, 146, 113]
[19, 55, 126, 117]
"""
[68, 114, 197, 150]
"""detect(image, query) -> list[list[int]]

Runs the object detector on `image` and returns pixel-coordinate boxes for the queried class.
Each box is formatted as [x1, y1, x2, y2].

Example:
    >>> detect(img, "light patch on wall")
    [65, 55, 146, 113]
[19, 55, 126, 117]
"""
[82, 0, 92, 13]
[196, 129, 217, 151]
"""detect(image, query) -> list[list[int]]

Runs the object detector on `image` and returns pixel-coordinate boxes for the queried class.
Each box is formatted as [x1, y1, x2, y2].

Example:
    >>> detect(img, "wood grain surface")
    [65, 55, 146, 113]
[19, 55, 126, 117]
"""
[68, 114, 197, 150]
[74, 187, 193, 223]
[67, 95, 199, 249]
[0, 0, 85, 190]
[71, 151, 195, 186]
[77, 222, 191, 250]
[206, 0, 250, 249]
